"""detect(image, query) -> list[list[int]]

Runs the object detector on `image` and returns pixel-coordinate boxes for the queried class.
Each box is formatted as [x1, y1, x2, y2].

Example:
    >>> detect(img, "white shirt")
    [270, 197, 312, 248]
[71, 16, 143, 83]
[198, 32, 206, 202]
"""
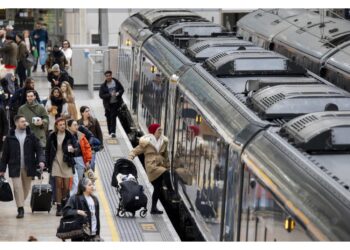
[84, 195, 97, 235]
[61, 48, 73, 63]
[149, 134, 163, 152]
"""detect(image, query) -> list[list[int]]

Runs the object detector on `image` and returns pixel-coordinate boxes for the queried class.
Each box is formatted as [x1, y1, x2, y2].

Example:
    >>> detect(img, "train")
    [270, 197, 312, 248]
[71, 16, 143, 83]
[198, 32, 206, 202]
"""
[116, 9, 350, 241]
[237, 9, 350, 92]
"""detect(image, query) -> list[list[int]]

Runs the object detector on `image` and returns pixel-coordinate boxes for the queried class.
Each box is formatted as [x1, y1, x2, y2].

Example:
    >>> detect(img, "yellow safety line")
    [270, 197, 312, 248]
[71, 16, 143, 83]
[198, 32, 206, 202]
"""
[95, 168, 120, 241]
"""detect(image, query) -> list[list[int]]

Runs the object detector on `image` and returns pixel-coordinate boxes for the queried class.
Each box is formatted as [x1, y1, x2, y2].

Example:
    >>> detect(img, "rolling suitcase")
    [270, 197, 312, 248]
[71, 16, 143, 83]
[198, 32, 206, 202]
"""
[30, 179, 53, 213]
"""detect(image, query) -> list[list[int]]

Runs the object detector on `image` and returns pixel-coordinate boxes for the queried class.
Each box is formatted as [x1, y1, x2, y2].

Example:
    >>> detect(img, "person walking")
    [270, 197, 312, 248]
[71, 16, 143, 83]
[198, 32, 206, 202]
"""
[31, 22, 48, 73]
[61, 81, 77, 120]
[46, 118, 76, 216]
[128, 123, 176, 214]
[0, 115, 45, 218]
[46, 45, 68, 71]
[99, 70, 124, 138]
[67, 119, 92, 196]
[23, 30, 36, 77]
[0, 34, 18, 70]
[77, 106, 103, 171]
[47, 64, 70, 89]
[0, 105, 8, 157]
[17, 90, 48, 148]
[9, 77, 41, 128]
[0, 73, 19, 107]
[45, 87, 69, 132]
[15, 33, 28, 87]
[63, 177, 102, 241]
[60, 40, 72, 72]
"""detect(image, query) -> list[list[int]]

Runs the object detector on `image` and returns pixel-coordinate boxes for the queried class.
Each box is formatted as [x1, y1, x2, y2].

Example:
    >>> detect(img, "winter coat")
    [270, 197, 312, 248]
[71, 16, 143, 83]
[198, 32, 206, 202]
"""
[31, 28, 48, 45]
[77, 118, 103, 145]
[17, 40, 28, 64]
[63, 194, 100, 237]
[46, 130, 76, 174]
[75, 131, 92, 165]
[18, 101, 49, 147]
[9, 88, 41, 113]
[0, 40, 18, 67]
[47, 71, 70, 89]
[0, 107, 8, 151]
[0, 127, 44, 178]
[128, 134, 170, 182]
[46, 50, 68, 71]
[99, 78, 124, 111]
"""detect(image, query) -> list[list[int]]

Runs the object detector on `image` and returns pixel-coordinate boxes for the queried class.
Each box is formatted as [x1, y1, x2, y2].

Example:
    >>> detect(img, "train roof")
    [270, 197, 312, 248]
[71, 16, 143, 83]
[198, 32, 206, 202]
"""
[187, 39, 263, 61]
[120, 16, 153, 44]
[325, 43, 350, 74]
[163, 22, 222, 37]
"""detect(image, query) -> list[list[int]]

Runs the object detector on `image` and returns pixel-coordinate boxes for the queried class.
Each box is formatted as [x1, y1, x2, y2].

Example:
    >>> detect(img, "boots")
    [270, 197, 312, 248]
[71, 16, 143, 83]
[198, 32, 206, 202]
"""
[41, 65, 45, 72]
[150, 205, 163, 214]
[56, 204, 62, 216]
[16, 207, 24, 219]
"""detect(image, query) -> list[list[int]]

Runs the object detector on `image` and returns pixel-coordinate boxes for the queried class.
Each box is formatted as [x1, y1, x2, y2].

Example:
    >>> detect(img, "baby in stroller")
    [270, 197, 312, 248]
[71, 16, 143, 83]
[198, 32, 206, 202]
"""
[111, 158, 148, 217]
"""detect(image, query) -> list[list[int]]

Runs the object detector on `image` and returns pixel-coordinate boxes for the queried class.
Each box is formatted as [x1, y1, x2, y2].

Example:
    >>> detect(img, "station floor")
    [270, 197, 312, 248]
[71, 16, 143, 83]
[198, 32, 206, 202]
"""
[0, 70, 179, 242]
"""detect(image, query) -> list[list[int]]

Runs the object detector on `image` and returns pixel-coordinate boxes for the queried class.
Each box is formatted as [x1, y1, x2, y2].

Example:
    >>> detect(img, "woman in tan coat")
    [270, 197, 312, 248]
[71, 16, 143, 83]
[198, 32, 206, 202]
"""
[128, 123, 175, 214]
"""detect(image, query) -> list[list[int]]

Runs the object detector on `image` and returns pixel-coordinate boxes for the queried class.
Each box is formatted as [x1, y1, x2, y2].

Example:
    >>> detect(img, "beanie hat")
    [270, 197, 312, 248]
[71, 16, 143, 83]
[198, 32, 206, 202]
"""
[148, 123, 160, 134]
[189, 125, 200, 136]
[51, 64, 60, 72]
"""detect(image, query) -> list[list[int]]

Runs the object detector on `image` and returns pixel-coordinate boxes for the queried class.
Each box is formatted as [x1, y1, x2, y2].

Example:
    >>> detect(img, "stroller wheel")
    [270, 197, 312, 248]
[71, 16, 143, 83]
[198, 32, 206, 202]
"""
[118, 210, 125, 217]
[140, 209, 147, 218]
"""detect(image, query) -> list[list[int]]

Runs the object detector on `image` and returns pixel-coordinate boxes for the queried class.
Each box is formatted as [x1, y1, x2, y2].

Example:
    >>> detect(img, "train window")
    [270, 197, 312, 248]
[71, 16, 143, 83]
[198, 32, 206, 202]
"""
[239, 165, 313, 241]
[139, 55, 168, 129]
[173, 93, 228, 240]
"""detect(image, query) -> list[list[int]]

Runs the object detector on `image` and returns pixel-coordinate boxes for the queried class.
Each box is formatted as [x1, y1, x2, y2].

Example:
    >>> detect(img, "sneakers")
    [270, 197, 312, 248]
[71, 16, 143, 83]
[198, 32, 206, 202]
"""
[110, 133, 116, 138]
[16, 207, 24, 219]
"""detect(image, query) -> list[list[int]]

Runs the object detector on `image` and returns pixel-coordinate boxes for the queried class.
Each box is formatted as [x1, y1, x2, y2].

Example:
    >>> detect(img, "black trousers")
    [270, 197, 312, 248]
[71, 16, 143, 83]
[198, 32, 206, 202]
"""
[105, 103, 119, 134]
[16, 61, 27, 87]
[151, 170, 173, 209]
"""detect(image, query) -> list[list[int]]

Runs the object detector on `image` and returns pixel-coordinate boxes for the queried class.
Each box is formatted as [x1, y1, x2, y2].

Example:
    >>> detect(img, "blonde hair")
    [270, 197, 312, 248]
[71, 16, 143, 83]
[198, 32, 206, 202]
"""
[61, 81, 74, 101]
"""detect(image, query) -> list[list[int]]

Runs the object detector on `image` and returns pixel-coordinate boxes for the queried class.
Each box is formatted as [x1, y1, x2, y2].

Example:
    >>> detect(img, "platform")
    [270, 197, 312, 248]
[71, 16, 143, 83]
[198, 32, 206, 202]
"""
[0, 71, 180, 242]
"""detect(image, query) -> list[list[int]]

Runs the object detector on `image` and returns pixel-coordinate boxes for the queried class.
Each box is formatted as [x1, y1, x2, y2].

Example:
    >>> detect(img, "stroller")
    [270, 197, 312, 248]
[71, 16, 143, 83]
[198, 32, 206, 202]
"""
[111, 158, 148, 218]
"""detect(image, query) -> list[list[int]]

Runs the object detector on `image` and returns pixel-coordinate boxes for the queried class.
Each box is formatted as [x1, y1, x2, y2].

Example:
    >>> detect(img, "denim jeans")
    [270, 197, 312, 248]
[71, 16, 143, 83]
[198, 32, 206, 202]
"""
[70, 156, 85, 196]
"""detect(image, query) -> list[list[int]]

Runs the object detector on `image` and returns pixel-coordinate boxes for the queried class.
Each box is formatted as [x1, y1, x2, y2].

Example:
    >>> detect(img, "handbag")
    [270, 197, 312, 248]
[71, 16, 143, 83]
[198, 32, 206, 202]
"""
[25, 53, 35, 69]
[56, 215, 90, 240]
[0, 176, 14, 202]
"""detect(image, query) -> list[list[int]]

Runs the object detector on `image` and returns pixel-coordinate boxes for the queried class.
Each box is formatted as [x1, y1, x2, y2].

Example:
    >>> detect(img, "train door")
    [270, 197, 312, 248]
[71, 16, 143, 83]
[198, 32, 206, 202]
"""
[221, 146, 241, 241]
[238, 165, 313, 241]
[172, 91, 228, 240]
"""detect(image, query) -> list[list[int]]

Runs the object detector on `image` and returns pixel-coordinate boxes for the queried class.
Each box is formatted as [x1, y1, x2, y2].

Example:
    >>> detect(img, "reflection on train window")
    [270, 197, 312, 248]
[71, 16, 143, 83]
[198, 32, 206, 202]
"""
[139, 55, 168, 128]
[173, 93, 228, 240]
[239, 166, 313, 241]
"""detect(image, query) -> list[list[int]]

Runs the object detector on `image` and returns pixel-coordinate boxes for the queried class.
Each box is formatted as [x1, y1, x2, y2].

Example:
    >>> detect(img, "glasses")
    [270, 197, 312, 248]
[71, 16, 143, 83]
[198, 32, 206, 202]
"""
[63, 43, 68, 45]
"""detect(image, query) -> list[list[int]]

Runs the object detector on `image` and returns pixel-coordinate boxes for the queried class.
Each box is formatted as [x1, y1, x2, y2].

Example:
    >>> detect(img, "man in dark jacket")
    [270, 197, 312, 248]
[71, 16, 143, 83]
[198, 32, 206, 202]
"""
[46, 45, 68, 71]
[31, 22, 48, 72]
[0, 34, 18, 69]
[47, 64, 71, 89]
[99, 70, 124, 138]
[0, 105, 8, 156]
[0, 115, 45, 218]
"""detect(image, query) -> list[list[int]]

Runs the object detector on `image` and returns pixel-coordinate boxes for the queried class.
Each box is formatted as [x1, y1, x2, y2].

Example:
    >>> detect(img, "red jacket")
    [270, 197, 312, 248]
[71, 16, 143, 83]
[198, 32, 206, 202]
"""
[78, 132, 92, 164]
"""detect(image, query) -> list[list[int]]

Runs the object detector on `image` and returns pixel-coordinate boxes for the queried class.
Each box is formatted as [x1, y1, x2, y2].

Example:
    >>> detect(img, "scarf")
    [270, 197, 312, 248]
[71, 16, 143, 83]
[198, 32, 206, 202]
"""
[50, 96, 65, 119]
[149, 134, 163, 153]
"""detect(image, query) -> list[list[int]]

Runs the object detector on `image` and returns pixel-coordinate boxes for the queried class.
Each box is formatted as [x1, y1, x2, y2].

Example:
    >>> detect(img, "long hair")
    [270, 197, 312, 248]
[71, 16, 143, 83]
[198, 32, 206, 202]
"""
[61, 81, 74, 101]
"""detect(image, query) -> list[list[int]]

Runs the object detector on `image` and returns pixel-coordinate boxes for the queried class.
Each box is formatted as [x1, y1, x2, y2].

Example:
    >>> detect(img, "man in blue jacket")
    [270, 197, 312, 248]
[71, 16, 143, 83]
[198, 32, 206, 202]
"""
[31, 22, 48, 73]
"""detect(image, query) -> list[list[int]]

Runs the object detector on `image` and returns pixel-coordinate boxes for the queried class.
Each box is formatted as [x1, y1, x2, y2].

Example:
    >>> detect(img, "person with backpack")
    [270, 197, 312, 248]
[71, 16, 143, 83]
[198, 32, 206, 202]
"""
[77, 106, 103, 171]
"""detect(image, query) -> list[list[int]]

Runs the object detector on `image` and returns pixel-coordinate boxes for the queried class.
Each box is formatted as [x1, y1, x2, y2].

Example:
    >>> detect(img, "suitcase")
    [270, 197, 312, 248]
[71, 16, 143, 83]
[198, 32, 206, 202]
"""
[30, 183, 53, 213]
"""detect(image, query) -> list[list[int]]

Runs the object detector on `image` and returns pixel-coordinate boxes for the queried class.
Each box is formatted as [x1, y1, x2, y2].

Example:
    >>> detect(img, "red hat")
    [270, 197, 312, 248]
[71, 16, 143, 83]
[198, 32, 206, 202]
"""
[189, 125, 200, 136]
[148, 123, 161, 134]
[4, 65, 16, 69]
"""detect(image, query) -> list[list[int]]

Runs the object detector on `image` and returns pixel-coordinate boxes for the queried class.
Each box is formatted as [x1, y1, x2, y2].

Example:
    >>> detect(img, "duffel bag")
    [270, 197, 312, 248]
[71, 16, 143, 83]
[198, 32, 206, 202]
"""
[0, 176, 14, 202]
